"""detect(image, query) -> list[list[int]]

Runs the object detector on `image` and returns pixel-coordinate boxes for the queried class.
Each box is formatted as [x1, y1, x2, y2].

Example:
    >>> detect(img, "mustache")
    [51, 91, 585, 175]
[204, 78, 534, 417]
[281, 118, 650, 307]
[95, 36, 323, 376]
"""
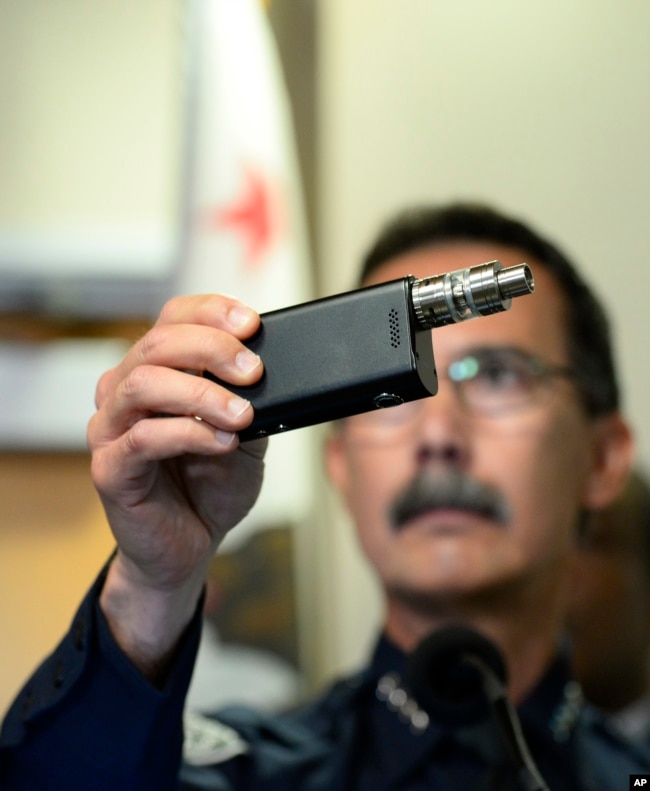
[388, 468, 512, 531]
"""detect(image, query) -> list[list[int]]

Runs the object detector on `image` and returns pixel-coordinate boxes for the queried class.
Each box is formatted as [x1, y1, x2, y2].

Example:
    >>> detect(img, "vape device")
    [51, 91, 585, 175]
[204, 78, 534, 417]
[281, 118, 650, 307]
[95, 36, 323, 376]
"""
[205, 260, 534, 440]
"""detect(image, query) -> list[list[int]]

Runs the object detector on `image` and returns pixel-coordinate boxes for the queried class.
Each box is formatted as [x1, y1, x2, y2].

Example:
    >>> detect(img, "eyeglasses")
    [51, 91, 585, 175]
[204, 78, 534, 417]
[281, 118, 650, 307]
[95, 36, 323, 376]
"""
[345, 347, 574, 438]
[444, 347, 574, 415]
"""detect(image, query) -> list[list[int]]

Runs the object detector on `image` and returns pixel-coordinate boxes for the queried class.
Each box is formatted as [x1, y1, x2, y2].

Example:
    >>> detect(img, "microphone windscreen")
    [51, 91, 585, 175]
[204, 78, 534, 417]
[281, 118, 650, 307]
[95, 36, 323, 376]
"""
[405, 625, 508, 725]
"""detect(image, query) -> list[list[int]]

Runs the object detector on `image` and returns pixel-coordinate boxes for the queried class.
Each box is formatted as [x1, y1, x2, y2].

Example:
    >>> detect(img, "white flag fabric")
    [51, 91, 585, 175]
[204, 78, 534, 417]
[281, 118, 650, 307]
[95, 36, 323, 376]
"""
[180, 0, 311, 311]
[178, 0, 314, 542]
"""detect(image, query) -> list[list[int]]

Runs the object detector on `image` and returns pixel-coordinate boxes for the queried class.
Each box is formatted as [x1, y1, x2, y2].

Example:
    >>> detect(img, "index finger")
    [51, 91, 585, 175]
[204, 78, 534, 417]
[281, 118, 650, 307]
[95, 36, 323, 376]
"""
[155, 294, 261, 340]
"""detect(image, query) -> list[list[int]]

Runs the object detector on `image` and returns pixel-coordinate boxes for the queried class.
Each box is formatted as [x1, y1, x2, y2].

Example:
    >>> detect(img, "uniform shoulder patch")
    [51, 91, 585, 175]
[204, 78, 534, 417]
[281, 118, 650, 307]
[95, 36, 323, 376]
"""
[183, 710, 249, 766]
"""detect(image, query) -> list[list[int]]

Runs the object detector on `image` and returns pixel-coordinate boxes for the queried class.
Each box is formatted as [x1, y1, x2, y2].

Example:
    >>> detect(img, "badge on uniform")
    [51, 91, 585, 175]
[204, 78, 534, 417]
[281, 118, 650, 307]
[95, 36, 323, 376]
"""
[183, 710, 249, 766]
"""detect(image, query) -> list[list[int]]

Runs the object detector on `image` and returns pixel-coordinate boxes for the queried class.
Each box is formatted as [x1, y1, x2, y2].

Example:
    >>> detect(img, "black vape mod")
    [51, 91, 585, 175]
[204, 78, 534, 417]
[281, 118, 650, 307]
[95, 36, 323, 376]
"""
[205, 260, 534, 440]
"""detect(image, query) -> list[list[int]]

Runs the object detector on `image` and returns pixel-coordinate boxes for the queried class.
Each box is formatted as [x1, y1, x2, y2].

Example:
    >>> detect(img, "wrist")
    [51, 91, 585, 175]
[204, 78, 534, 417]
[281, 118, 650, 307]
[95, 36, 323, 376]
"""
[99, 551, 206, 681]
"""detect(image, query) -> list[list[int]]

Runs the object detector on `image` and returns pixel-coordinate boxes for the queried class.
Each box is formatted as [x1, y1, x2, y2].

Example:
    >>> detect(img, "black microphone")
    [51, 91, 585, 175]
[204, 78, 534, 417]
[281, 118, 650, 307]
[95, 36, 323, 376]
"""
[406, 626, 550, 791]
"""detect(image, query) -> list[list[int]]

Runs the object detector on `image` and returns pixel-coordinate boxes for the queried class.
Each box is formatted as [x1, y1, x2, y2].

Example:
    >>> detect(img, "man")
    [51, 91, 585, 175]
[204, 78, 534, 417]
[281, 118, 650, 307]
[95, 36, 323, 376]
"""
[1, 203, 647, 789]
[568, 468, 650, 741]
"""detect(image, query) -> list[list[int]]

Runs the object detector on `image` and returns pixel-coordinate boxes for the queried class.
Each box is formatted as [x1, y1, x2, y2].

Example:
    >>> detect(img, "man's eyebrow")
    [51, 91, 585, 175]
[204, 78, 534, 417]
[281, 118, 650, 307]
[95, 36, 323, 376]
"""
[451, 345, 526, 358]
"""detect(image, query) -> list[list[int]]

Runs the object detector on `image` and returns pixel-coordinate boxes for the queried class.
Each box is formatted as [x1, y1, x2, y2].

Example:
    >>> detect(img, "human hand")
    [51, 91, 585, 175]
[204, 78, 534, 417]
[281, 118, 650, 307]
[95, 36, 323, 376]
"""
[89, 294, 267, 671]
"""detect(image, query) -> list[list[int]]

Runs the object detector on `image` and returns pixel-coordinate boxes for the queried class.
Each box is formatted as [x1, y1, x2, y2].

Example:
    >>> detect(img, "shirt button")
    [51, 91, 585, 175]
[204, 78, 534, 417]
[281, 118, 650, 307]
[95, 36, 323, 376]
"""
[21, 687, 34, 719]
[73, 618, 86, 650]
[53, 660, 65, 689]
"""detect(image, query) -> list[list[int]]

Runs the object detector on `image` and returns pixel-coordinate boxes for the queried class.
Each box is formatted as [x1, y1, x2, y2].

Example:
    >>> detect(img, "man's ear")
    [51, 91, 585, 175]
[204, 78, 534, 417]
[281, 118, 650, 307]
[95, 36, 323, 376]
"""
[582, 413, 635, 510]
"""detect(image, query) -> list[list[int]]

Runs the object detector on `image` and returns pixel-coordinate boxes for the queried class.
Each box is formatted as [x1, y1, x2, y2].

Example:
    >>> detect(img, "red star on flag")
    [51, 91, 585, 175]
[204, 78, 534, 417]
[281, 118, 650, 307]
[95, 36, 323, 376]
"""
[205, 166, 282, 269]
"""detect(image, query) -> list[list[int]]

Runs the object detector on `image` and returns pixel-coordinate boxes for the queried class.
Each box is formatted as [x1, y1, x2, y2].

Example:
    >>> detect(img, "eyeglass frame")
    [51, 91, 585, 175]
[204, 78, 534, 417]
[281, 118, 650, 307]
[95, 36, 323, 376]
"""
[442, 345, 575, 416]
[344, 345, 577, 436]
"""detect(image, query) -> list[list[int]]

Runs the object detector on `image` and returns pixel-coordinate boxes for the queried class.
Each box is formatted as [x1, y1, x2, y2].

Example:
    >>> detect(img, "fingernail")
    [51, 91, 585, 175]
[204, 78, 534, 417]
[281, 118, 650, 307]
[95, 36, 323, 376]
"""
[215, 429, 237, 447]
[228, 304, 255, 331]
[235, 349, 261, 374]
[227, 396, 251, 419]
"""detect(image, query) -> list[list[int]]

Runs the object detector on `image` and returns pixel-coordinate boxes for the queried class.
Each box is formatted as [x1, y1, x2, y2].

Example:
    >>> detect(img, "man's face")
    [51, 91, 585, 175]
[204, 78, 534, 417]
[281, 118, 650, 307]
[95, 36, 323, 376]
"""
[326, 242, 623, 616]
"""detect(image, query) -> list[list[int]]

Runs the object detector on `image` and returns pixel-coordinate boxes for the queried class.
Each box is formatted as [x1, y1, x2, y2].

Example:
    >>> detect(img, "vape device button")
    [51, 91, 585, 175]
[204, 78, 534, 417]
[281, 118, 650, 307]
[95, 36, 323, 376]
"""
[373, 393, 405, 409]
[276, 424, 290, 433]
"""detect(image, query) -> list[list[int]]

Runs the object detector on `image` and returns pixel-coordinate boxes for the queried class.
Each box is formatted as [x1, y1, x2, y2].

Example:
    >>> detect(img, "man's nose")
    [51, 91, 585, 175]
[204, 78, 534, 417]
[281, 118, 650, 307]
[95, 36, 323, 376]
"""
[415, 379, 470, 467]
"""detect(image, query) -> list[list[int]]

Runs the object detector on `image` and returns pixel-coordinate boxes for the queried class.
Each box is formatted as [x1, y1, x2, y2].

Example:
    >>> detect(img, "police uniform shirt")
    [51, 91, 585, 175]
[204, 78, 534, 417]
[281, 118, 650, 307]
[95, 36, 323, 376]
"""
[2, 568, 650, 790]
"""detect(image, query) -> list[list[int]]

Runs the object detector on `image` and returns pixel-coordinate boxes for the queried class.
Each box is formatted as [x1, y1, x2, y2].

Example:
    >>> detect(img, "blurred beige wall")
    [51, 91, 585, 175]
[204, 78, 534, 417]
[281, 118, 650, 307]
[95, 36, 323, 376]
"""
[0, 0, 182, 243]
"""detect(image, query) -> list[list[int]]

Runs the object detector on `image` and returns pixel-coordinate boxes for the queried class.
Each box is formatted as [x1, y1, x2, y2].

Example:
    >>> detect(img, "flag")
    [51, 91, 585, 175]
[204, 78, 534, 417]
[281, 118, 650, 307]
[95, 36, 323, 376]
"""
[178, 0, 314, 542]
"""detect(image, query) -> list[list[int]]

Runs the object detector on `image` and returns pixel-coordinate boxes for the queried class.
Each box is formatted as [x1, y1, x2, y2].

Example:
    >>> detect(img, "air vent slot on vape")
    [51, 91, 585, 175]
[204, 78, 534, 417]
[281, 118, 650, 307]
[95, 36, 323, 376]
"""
[388, 308, 400, 348]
